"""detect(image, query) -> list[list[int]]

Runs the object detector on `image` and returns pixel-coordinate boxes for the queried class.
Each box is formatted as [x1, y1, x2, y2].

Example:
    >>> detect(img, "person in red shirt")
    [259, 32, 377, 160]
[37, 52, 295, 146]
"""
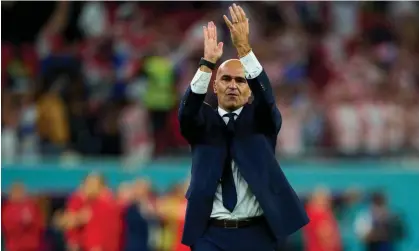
[65, 185, 88, 251]
[65, 173, 121, 251]
[303, 187, 342, 251]
[2, 183, 44, 251]
[78, 174, 122, 251]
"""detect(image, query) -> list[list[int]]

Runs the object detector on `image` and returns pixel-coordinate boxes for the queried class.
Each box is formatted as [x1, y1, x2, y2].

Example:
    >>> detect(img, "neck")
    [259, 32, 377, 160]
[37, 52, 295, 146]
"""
[219, 105, 242, 113]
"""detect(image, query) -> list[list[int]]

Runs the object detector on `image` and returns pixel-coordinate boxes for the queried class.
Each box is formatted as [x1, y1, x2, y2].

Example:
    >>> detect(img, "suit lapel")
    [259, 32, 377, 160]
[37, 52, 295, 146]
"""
[234, 104, 250, 124]
[234, 104, 253, 137]
[213, 108, 226, 126]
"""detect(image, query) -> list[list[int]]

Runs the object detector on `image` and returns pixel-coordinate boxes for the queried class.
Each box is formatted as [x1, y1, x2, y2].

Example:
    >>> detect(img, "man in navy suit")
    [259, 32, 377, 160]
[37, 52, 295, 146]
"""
[178, 4, 309, 251]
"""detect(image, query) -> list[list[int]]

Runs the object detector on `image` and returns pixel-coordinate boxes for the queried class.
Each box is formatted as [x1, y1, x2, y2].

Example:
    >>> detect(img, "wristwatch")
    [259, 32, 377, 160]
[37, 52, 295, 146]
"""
[199, 58, 216, 70]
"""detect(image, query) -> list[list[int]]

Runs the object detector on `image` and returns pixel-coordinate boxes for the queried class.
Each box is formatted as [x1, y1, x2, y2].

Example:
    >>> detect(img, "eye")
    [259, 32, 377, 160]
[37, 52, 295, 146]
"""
[222, 76, 232, 81]
[235, 78, 246, 84]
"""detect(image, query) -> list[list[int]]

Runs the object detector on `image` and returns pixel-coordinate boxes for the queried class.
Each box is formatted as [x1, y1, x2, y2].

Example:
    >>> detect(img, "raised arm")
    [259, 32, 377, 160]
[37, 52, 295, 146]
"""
[223, 4, 282, 135]
[178, 22, 224, 143]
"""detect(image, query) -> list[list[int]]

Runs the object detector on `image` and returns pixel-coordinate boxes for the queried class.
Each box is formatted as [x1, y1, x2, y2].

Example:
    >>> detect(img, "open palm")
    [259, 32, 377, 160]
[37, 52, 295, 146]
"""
[223, 4, 249, 48]
[203, 21, 224, 63]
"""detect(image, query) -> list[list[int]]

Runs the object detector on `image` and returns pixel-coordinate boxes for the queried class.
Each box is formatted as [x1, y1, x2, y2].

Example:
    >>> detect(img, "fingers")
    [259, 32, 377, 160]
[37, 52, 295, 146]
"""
[217, 42, 224, 51]
[223, 15, 233, 29]
[204, 22, 217, 41]
[203, 26, 209, 41]
[208, 22, 216, 40]
[214, 22, 218, 41]
[232, 4, 244, 22]
[225, 4, 248, 29]
[236, 4, 247, 21]
[229, 6, 238, 23]
[210, 22, 216, 40]
[208, 22, 212, 39]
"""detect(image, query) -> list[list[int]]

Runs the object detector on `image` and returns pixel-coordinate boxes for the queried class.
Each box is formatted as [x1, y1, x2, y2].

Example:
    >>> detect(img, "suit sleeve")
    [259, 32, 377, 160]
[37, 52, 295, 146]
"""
[240, 51, 282, 135]
[178, 69, 212, 142]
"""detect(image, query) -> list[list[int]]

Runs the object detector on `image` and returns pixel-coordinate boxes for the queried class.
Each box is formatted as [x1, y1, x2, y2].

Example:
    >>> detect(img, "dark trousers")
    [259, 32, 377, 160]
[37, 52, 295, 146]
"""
[191, 220, 278, 251]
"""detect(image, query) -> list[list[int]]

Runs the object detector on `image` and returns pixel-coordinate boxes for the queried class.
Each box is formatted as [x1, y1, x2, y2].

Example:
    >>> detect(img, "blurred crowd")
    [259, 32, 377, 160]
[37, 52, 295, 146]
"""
[2, 173, 188, 251]
[2, 1, 419, 163]
[2, 174, 406, 251]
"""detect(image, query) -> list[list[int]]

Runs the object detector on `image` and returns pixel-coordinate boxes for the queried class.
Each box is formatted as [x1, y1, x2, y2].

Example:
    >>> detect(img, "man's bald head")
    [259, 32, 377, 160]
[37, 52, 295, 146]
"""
[214, 59, 251, 112]
[216, 59, 244, 79]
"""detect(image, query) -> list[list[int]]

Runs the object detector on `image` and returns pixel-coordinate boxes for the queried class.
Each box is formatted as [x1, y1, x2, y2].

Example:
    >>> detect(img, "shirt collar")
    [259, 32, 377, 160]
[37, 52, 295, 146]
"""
[218, 106, 244, 117]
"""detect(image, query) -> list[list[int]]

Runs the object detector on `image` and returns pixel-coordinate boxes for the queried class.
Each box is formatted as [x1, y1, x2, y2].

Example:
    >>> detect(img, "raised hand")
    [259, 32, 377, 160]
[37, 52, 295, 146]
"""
[203, 21, 224, 64]
[223, 4, 251, 57]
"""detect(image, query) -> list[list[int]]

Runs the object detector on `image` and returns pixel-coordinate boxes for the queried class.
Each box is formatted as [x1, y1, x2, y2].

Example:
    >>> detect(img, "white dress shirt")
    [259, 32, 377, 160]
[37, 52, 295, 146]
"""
[189, 51, 264, 220]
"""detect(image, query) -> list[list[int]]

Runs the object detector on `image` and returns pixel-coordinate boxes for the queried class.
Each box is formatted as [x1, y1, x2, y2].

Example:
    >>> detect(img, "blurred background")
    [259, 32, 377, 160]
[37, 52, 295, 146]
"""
[1, 1, 419, 251]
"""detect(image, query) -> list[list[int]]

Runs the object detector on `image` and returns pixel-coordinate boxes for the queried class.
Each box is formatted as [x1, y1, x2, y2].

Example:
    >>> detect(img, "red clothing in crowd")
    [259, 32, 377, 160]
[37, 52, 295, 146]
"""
[2, 199, 44, 251]
[66, 190, 87, 249]
[174, 199, 189, 251]
[303, 204, 342, 251]
[117, 199, 131, 251]
[82, 190, 122, 251]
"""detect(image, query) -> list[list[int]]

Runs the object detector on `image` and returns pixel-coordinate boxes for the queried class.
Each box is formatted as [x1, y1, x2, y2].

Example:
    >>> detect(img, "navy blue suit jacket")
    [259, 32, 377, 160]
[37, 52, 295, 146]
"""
[178, 70, 309, 246]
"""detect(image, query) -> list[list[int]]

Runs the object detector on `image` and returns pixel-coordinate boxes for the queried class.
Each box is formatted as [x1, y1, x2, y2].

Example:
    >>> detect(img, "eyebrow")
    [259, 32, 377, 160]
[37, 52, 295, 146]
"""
[221, 75, 247, 82]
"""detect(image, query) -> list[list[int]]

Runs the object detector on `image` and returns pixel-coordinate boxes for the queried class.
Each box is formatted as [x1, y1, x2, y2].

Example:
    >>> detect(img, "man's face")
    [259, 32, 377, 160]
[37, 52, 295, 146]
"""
[214, 60, 251, 111]
[117, 182, 133, 202]
[9, 183, 26, 202]
[83, 175, 104, 199]
[133, 179, 150, 199]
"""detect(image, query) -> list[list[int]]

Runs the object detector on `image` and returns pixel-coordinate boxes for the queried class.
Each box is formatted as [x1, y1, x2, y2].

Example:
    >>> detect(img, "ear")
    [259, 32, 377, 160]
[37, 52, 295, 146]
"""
[213, 80, 218, 94]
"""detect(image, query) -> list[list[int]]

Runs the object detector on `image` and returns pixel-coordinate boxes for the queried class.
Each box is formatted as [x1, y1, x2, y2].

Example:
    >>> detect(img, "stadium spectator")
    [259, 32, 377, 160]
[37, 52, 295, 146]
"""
[156, 182, 188, 251]
[65, 184, 87, 251]
[141, 46, 177, 156]
[354, 192, 406, 251]
[2, 1, 418, 159]
[36, 74, 70, 155]
[64, 173, 117, 251]
[123, 179, 155, 251]
[2, 183, 45, 251]
[119, 96, 154, 165]
[1, 91, 19, 162]
[303, 187, 342, 251]
[78, 174, 121, 251]
[173, 181, 189, 251]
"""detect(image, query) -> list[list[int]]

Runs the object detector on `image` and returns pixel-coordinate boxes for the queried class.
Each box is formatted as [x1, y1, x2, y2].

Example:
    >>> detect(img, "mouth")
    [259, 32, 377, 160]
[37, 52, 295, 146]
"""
[227, 93, 239, 97]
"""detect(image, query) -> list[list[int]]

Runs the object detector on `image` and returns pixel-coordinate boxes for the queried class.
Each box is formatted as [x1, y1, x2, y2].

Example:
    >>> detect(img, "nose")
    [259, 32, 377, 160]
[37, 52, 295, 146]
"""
[227, 80, 238, 89]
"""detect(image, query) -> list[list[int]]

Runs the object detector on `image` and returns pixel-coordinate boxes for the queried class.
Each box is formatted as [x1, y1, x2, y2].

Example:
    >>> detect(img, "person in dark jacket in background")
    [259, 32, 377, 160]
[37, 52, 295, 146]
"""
[354, 192, 406, 251]
[123, 179, 155, 251]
